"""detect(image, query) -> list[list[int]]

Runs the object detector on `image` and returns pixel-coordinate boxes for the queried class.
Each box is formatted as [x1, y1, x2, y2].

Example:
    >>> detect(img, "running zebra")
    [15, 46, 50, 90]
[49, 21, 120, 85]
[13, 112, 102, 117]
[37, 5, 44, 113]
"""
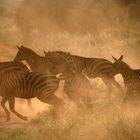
[112, 55, 140, 101]
[44, 51, 123, 93]
[0, 61, 32, 108]
[0, 72, 63, 121]
[14, 46, 52, 73]
[14, 46, 54, 109]
[50, 53, 93, 109]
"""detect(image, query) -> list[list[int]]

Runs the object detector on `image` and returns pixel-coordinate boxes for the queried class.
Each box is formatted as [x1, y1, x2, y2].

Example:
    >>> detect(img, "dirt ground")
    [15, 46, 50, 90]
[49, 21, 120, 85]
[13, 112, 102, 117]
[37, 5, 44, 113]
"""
[0, 98, 48, 129]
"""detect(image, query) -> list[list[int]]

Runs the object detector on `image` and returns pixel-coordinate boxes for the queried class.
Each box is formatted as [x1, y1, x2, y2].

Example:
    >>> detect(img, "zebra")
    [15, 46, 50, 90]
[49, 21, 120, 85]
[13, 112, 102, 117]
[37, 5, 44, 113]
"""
[49, 53, 93, 109]
[0, 71, 63, 121]
[44, 51, 123, 94]
[112, 55, 140, 101]
[0, 61, 33, 108]
[14, 46, 55, 109]
[14, 46, 52, 73]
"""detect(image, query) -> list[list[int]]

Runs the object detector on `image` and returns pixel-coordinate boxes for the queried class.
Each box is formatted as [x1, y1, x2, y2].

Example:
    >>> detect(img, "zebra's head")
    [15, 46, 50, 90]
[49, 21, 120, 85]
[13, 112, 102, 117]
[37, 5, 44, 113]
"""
[112, 55, 131, 72]
[48, 53, 77, 75]
[14, 46, 38, 62]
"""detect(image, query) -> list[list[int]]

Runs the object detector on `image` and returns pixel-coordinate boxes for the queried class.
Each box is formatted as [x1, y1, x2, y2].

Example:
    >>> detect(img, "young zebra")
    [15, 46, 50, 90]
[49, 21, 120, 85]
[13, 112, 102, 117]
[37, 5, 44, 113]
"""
[0, 61, 33, 108]
[44, 51, 123, 94]
[0, 72, 63, 121]
[14, 46, 51, 73]
[112, 55, 140, 101]
[50, 53, 93, 109]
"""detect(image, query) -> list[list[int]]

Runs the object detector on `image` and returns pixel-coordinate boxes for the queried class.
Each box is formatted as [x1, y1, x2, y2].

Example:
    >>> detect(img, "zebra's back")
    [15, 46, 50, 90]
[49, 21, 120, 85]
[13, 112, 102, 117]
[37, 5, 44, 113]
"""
[0, 61, 30, 73]
[82, 58, 114, 78]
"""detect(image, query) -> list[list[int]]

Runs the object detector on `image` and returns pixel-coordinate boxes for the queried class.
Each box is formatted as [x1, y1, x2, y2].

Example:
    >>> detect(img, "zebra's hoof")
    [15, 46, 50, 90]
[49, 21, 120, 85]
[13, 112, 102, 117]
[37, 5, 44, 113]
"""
[22, 116, 28, 121]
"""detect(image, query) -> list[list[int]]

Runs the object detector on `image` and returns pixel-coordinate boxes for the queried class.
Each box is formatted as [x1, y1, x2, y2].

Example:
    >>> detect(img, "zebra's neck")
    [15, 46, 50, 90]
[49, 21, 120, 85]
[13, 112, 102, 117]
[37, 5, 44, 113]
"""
[62, 66, 75, 79]
[22, 53, 41, 71]
[119, 66, 133, 83]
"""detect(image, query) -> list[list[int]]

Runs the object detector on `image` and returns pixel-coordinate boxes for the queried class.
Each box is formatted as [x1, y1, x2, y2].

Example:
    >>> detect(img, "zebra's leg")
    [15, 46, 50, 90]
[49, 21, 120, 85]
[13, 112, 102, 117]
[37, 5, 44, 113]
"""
[123, 89, 132, 102]
[8, 97, 28, 121]
[111, 78, 123, 94]
[37, 94, 64, 117]
[67, 92, 84, 109]
[1, 96, 10, 121]
[102, 78, 113, 94]
[37, 94, 64, 105]
[82, 92, 93, 109]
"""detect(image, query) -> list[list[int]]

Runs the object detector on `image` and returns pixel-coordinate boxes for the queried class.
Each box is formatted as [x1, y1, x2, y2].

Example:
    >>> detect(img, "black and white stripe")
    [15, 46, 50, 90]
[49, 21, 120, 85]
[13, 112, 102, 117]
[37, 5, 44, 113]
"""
[14, 46, 53, 109]
[44, 51, 123, 93]
[112, 55, 140, 101]
[0, 61, 33, 108]
[0, 61, 30, 73]
[50, 53, 93, 109]
[14, 46, 51, 73]
[0, 72, 63, 121]
[44, 51, 92, 72]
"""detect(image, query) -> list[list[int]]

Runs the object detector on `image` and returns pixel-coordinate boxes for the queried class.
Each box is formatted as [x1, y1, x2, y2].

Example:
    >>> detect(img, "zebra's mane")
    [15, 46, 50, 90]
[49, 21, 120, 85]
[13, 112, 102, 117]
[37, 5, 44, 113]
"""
[119, 60, 132, 70]
[52, 51, 77, 73]
[46, 50, 97, 59]
[54, 51, 71, 57]
[62, 56, 77, 73]
[20, 46, 40, 57]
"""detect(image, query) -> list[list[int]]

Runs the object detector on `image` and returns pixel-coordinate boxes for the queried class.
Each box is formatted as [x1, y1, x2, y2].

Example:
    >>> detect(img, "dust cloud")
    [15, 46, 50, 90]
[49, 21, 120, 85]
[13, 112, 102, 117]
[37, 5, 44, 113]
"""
[0, 0, 140, 139]
[0, 0, 140, 65]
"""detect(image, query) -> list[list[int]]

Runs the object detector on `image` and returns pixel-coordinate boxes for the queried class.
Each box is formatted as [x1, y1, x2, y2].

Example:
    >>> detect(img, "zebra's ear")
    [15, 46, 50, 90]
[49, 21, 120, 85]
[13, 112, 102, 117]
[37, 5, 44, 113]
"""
[16, 46, 21, 50]
[119, 55, 123, 60]
[112, 56, 117, 61]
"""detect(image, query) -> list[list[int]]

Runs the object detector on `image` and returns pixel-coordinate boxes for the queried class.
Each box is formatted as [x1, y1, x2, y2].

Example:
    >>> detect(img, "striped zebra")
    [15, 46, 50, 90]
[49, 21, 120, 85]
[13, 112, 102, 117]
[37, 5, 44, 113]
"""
[112, 55, 140, 101]
[0, 61, 33, 108]
[50, 53, 93, 109]
[14, 46, 54, 109]
[0, 72, 63, 121]
[14, 46, 52, 74]
[44, 51, 123, 94]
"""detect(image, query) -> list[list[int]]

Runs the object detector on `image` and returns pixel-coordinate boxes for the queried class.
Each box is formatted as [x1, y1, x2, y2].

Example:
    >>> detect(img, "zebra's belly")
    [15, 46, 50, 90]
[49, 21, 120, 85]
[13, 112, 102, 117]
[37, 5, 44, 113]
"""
[15, 94, 36, 99]
[14, 89, 37, 99]
[85, 72, 112, 79]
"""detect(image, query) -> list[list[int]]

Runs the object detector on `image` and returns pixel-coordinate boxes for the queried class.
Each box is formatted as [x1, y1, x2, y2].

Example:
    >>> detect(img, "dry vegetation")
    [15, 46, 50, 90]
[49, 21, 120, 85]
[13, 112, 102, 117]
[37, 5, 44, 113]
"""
[0, 0, 140, 139]
[0, 32, 140, 140]
[0, 85, 140, 140]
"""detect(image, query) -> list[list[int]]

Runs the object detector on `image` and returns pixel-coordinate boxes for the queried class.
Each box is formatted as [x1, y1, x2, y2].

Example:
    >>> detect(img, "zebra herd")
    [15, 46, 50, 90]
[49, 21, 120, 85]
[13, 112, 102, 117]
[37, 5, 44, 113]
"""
[0, 45, 140, 121]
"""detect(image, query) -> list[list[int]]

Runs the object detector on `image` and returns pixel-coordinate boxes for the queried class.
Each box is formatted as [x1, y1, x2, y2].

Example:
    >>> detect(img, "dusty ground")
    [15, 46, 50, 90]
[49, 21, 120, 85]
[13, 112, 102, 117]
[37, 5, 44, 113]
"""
[0, 98, 48, 129]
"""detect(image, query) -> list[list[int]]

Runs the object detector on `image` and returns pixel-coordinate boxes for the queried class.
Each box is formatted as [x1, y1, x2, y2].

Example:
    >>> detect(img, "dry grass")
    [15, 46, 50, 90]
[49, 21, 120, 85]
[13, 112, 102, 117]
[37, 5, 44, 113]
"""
[0, 2, 140, 139]
[0, 82, 140, 140]
[0, 29, 140, 139]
